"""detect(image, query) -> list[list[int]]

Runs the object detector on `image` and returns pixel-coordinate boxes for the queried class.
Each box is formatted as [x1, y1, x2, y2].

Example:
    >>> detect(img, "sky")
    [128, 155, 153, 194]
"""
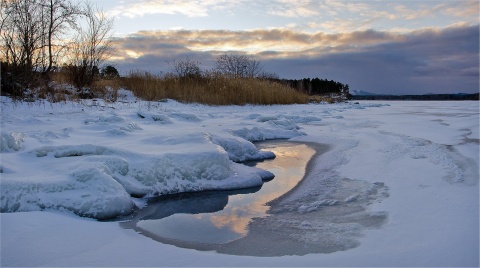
[92, 0, 479, 95]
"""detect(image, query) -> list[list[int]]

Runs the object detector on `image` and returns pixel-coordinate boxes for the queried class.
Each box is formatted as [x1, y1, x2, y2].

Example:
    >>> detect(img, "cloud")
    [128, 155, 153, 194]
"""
[110, 24, 479, 94]
[298, 1, 479, 33]
[111, 28, 403, 60]
[267, 0, 320, 18]
[108, 0, 242, 18]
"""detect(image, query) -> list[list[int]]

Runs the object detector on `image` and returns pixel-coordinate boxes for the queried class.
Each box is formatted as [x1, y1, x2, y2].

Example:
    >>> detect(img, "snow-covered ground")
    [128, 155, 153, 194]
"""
[1, 92, 478, 267]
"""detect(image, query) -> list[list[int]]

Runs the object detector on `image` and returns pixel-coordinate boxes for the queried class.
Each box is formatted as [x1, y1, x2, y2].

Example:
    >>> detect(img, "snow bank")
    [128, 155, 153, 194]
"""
[1, 140, 272, 218]
[1, 98, 390, 221]
[1, 163, 135, 220]
[2, 97, 304, 219]
[209, 134, 275, 162]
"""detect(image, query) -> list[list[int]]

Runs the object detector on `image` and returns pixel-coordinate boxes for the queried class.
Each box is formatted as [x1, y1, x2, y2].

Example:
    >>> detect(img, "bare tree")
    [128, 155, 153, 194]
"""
[1, 0, 81, 96]
[215, 53, 263, 78]
[66, 2, 114, 91]
[257, 71, 279, 80]
[168, 57, 201, 79]
[1, 0, 43, 70]
[1, 0, 45, 95]
[42, 0, 82, 74]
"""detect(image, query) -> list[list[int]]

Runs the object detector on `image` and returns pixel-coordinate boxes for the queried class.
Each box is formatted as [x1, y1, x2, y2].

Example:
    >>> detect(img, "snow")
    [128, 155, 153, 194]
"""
[1, 93, 478, 267]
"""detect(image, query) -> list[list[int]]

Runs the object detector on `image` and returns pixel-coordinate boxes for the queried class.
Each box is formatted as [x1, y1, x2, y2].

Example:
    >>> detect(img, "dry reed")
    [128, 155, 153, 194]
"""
[121, 71, 309, 105]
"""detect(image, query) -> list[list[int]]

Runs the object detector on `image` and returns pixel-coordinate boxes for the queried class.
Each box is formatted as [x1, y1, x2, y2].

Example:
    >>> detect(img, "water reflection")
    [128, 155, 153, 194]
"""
[123, 141, 315, 245]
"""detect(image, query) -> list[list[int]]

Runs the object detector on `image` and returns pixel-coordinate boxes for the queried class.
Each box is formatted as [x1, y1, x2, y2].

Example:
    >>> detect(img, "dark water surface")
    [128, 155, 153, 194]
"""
[121, 141, 316, 245]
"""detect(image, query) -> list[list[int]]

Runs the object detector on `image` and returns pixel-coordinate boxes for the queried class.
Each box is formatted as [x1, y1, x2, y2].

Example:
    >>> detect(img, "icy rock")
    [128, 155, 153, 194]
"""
[1, 132, 26, 152]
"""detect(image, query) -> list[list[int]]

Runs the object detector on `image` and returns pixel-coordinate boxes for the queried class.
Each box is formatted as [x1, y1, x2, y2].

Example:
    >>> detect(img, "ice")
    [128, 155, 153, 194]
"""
[138, 112, 172, 124]
[209, 134, 275, 162]
[0, 96, 478, 267]
[1, 140, 271, 217]
[1, 163, 135, 219]
[1, 97, 284, 219]
[231, 126, 305, 141]
[33, 144, 110, 158]
[1, 132, 26, 152]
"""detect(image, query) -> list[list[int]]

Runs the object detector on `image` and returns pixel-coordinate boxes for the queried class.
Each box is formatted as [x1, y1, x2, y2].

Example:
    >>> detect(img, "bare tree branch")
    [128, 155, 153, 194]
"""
[66, 2, 114, 90]
[215, 53, 263, 78]
[168, 57, 201, 79]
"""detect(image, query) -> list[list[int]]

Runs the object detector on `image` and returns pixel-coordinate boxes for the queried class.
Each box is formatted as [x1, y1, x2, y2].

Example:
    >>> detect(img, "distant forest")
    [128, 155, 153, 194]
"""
[268, 78, 350, 96]
[352, 93, 479, 101]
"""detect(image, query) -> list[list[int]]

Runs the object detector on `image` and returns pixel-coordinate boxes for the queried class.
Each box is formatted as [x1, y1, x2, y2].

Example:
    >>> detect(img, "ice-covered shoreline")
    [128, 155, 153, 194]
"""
[1, 93, 311, 219]
[1, 96, 478, 266]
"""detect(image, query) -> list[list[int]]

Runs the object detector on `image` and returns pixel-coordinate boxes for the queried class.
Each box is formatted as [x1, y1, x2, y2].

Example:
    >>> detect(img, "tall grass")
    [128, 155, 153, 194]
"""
[121, 71, 309, 105]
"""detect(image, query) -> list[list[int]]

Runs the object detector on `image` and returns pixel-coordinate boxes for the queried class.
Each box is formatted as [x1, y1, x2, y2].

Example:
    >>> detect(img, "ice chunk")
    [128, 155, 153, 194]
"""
[209, 135, 275, 162]
[1, 132, 26, 152]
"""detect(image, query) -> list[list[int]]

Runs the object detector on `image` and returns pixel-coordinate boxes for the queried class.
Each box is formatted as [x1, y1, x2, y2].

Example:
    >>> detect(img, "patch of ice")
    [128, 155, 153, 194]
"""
[85, 115, 142, 134]
[245, 113, 261, 120]
[32, 144, 110, 158]
[268, 119, 300, 130]
[281, 115, 322, 123]
[257, 115, 279, 122]
[168, 112, 201, 122]
[378, 133, 478, 184]
[231, 126, 305, 142]
[298, 199, 339, 213]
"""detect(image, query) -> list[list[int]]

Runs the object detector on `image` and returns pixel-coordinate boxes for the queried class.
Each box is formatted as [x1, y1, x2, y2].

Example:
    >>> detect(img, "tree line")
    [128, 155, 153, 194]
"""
[352, 93, 479, 101]
[168, 56, 350, 97]
[270, 77, 350, 96]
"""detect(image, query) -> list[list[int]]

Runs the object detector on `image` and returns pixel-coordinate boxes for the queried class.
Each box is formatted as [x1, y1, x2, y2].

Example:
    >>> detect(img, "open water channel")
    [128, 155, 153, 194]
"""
[120, 140, 317, 251]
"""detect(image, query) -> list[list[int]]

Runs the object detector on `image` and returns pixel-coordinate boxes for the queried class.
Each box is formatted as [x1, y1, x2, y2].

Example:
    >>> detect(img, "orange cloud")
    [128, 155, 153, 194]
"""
[110, 28, 408, 63]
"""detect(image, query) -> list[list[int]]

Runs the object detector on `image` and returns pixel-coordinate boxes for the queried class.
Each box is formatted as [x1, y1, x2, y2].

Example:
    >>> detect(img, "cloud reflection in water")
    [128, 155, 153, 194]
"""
[129, 142, 315, 244]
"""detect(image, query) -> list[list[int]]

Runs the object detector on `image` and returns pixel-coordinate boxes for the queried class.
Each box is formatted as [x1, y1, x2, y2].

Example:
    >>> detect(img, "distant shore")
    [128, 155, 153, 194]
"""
[351, 93, 479, 101]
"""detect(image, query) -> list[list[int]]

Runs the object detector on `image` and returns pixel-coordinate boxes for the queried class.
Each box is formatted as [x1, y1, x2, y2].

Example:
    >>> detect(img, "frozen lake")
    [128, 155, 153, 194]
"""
[1, 99, 478, 266]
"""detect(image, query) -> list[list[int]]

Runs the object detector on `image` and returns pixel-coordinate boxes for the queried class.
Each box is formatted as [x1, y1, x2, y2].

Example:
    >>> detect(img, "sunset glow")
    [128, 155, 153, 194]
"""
[93, 0, 479, 94]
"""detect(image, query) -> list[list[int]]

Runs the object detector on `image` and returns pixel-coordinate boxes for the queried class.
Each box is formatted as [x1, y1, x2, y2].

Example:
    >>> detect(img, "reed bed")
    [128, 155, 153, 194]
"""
[121, 71, 309, 105]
